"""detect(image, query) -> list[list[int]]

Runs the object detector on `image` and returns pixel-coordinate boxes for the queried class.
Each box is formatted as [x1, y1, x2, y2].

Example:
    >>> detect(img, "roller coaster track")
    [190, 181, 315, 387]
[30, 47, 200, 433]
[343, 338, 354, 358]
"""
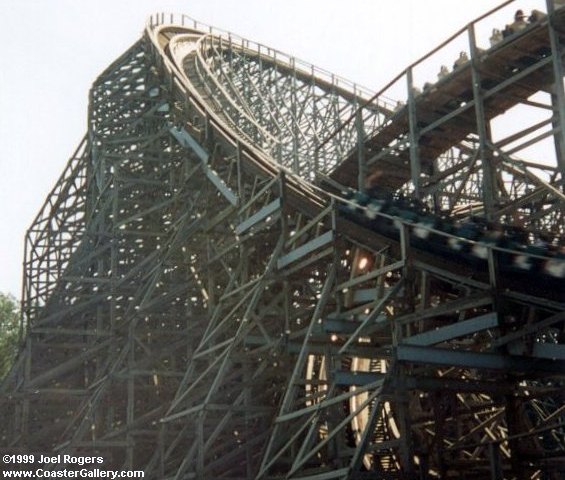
[1, 1, 565, 479]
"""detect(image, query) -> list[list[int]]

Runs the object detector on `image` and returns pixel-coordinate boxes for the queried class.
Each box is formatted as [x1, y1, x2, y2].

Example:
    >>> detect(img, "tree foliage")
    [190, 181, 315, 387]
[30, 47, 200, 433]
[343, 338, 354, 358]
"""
[0, 292, 20, 379]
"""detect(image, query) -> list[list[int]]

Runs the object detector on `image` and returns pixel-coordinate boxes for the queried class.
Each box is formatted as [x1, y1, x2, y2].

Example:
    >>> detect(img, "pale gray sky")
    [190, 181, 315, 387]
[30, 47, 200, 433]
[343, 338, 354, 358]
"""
[0, 0, 545, 296]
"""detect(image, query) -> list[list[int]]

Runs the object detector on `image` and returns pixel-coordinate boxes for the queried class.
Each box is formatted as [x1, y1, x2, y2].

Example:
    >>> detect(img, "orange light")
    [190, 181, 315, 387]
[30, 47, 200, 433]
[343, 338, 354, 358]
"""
[358, 257, 369, 269]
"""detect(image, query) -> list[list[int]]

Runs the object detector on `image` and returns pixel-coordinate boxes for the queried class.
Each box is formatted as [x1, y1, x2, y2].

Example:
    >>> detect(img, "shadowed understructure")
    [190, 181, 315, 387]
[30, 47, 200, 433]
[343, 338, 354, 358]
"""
[1, 1, 565, 479]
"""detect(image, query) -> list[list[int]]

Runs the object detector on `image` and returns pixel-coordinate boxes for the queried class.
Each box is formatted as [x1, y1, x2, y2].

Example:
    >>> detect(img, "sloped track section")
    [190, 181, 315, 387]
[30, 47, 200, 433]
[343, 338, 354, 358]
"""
[329, 1, 565, 235]
[1, 3, 564, 480]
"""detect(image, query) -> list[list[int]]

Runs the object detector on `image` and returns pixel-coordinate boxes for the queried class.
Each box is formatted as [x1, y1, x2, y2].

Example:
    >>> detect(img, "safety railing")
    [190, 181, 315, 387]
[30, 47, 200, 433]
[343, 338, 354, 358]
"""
[148, 13, 395, 106]
[147, 12, 398, 176]
[314, 0, 557, 168]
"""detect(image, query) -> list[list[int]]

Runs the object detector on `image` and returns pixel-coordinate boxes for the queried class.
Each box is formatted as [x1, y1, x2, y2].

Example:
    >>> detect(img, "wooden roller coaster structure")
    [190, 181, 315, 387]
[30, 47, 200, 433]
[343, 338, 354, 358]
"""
[1, 1, 564, 479]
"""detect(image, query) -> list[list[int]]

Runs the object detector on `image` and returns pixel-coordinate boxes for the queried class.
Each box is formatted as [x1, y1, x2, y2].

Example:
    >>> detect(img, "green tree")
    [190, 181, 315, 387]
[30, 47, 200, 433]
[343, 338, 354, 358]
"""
[0, 292, 21, 379]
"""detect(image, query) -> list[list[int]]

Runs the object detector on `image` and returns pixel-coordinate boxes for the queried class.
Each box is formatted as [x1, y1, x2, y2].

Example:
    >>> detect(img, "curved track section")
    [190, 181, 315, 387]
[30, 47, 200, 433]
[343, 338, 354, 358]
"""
[1, 3, 565, 480]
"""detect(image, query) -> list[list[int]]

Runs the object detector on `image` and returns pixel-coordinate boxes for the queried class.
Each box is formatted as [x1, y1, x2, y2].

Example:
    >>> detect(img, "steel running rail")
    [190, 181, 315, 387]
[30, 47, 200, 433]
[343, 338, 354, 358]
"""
[145, 13, 565, 299]
[148, 11, 565, 272]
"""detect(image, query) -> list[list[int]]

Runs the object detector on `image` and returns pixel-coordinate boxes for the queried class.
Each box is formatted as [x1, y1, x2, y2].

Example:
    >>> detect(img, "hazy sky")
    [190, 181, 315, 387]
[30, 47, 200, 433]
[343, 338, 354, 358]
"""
[0, 0, 546, 297]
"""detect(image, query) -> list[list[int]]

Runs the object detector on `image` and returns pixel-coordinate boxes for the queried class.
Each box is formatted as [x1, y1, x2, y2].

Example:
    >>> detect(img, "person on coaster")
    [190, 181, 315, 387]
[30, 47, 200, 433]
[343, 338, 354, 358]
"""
[490, 28, 503, 46]
[503, 9, 528, 37]
[453, 51, 469, 70]
[437, 65, 450, 80]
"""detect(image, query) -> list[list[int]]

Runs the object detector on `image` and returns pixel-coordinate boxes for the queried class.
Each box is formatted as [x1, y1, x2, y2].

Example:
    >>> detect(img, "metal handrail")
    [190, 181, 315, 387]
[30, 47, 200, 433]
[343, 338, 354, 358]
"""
[149, 19, 387, 176]
[147, 13, 395, 110]
[313, 0, 520, 154]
